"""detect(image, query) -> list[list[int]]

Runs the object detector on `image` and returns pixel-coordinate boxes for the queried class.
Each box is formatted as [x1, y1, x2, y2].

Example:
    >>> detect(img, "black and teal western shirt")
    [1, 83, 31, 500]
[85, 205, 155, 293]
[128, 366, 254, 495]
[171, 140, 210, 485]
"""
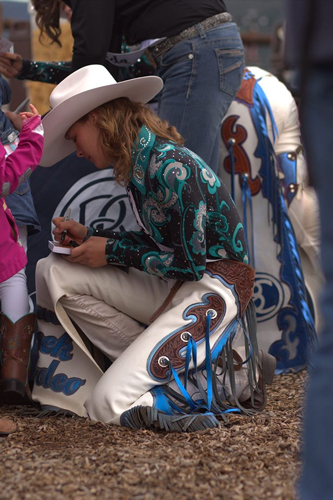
[93, 126, 248, 282]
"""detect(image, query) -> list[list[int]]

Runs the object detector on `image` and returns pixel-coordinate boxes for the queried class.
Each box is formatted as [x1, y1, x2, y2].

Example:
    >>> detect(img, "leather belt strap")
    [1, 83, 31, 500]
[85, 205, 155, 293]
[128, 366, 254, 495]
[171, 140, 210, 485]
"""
[149, 280, 183, 324]
[149, 259, 254, 324]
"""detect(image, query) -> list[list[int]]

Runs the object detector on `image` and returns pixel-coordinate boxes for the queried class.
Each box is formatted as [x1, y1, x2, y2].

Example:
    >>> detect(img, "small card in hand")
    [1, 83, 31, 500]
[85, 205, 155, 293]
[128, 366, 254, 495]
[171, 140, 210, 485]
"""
[48, 240, 71, 255]
[0, 37, 14, 53]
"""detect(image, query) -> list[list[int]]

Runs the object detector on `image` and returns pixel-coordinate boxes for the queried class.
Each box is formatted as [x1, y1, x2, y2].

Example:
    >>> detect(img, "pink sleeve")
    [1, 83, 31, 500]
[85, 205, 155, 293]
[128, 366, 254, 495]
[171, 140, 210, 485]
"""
[0, 115, 44, 197]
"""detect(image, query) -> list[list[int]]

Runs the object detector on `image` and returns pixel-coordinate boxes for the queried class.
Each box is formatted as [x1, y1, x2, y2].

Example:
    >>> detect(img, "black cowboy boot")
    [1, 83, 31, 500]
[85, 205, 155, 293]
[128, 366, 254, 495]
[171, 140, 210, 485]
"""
[0, 312, 36, 405]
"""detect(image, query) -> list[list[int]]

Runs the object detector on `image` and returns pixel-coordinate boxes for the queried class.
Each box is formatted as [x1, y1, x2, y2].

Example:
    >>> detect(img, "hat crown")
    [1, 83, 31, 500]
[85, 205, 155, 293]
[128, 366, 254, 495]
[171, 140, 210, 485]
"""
[50, 65, 116, 108]
[41, 64, 163, 167]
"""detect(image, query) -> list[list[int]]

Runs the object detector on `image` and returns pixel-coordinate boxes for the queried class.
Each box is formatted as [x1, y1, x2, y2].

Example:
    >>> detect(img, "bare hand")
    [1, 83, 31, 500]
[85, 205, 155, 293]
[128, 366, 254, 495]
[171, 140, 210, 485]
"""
[20, 103, 39, 122]
[0, 52, 23, 78]
[52, 217, 88, 244]
[4, 104, 39, 130]
[63, 237, 108, 268]
[52, 219, 108, 267]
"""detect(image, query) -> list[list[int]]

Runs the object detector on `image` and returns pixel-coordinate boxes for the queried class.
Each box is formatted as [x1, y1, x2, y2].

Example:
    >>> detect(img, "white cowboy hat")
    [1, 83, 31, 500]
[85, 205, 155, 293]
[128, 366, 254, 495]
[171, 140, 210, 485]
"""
[39, 64, 163, 167]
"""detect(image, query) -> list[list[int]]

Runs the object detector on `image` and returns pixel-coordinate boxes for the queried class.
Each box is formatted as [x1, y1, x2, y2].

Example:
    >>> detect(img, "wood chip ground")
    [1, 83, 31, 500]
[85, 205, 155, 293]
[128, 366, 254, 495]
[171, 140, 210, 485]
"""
[0, 371, 306, 500]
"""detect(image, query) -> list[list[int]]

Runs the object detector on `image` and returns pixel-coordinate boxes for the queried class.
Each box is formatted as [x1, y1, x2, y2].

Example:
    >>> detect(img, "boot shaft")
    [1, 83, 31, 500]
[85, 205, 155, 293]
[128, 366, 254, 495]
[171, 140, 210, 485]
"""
[0, 313, 36, 383]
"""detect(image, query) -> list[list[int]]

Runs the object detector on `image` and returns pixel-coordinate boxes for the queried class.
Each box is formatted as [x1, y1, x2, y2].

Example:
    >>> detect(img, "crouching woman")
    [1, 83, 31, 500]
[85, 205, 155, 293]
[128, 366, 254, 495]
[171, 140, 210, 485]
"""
[34, 65, 275, 431]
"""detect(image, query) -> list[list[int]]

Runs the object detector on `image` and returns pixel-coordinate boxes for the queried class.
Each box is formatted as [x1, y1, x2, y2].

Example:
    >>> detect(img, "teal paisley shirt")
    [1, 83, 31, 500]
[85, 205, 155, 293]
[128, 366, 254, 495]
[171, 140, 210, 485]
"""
[93, 126, 248, 281]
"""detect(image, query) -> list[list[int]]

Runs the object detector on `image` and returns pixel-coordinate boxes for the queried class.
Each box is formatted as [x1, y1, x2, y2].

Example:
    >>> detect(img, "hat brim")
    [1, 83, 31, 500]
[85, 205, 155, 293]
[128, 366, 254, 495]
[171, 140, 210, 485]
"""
[39, 75, 163, 167]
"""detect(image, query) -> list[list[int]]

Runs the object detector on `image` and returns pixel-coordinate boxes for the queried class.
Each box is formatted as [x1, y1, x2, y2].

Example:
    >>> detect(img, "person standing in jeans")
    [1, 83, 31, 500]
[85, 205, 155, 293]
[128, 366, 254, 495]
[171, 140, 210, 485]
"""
[30, 0, 245, 173]
[285, 1, 333, 498]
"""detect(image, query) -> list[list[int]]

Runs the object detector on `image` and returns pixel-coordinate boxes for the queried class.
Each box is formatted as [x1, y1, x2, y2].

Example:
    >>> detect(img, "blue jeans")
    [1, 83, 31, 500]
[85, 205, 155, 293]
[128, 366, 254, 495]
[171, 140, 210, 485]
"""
[299, 64, 333, 500]
[155, 21, 244, 173]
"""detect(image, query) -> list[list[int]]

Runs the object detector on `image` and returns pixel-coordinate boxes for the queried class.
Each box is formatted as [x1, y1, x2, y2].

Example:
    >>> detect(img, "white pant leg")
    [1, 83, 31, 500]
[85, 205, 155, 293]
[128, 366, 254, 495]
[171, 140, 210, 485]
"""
[0, 226, 29, 322]
[60, 294, 146, 361]
[85, 272, 239, 425]
[36, 255, 245, 424]
[37, 254, 169, 326]
[34, 255, 170, 416]
[0, 268, 29, 322]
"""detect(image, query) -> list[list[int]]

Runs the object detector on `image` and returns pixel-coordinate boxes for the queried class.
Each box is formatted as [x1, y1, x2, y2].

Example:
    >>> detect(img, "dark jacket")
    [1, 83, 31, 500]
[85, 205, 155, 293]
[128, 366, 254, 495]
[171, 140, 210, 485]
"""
[285, 0, 333, 67]
[64, 0, 227, 72]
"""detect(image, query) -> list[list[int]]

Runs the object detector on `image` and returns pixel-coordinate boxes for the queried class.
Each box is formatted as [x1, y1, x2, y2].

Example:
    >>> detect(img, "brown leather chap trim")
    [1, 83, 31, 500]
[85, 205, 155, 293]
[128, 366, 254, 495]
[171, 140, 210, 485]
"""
[149, 260, 255, 380]
[205, 260, 255, 317]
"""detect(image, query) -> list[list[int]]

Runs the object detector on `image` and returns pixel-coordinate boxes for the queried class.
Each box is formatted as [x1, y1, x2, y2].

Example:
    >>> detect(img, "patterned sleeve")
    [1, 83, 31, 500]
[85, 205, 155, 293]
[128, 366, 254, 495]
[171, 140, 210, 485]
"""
[103, 160, 210, 281]
[16, 60, 71, 84]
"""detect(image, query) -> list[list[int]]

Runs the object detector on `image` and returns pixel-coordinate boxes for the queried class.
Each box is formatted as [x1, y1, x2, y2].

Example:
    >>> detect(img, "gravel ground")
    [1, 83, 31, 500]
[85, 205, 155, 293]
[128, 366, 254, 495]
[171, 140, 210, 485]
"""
[0, 371, 306, 500]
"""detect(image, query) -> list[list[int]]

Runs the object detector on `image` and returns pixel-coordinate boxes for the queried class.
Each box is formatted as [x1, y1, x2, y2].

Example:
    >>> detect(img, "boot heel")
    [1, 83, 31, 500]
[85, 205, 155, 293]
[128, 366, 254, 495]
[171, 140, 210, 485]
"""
[1, 378, 26, 396]
[261, 351, 276, 385]
[0, 378, 31, 405]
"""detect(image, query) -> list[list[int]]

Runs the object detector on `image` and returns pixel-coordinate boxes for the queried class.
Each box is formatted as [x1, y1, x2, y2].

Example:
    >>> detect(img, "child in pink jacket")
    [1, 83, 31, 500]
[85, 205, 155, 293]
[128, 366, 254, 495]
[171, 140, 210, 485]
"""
[0, 105, 44, 404]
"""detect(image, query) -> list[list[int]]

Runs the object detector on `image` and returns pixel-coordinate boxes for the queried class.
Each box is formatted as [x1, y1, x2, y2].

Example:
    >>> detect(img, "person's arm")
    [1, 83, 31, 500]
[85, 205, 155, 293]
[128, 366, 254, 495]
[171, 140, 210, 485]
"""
[52, 155, 242, 279]
[17, 60, 71, 84]
[103, 228, 206, 281]
[0, 52, 71, 84]
[0, 114, 44, 196]
[99, 161, 209, 281]
[69, 0, 117, 71]
[0, 52, 22, 79]
[54, 158, 208, 279]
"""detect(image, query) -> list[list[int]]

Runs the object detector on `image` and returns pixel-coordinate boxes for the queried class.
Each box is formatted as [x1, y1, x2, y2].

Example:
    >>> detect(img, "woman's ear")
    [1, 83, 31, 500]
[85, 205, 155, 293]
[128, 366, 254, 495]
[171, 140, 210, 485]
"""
[89, 112, 97, 125]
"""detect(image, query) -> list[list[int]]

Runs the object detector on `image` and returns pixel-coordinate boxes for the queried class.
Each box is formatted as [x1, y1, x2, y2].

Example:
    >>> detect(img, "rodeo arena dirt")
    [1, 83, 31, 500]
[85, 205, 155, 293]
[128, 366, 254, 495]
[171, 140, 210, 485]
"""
[1, 371, 305, 500]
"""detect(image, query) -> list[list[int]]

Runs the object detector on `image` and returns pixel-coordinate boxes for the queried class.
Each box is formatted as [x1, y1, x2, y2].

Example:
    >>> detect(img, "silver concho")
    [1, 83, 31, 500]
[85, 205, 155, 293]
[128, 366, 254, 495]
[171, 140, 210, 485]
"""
[158, 356, 170, 368]
[180, 331, 192, 343]
[206, 309, 217, 319]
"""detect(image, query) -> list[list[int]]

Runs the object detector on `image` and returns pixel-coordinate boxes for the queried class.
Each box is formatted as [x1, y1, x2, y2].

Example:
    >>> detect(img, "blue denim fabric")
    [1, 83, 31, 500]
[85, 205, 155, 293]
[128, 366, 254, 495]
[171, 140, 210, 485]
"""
[0, 76, 41, 234]
[0, 77, 11, 103]
[298, 64, 333, 500]
[0, 76, 12, 131]
[155, 21, 244, 173]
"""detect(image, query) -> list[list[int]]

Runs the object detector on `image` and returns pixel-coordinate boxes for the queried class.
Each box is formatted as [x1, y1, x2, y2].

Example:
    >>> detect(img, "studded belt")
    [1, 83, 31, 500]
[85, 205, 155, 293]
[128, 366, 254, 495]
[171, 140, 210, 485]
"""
[148, 12, 233, 61]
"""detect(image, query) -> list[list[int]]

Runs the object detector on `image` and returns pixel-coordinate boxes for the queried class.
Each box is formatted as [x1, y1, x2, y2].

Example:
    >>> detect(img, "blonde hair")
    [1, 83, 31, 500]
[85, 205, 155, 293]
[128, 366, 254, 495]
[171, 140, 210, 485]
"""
[80, 98, 184, 185]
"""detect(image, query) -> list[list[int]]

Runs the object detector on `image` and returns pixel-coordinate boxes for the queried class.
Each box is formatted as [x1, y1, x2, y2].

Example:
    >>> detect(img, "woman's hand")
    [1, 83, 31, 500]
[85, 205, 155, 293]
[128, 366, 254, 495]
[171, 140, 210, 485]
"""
[63, 237, 109, 268]
[0, 52, 23, 78]
[52, 219, 108, 267]
[52, 217, 88, 244]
